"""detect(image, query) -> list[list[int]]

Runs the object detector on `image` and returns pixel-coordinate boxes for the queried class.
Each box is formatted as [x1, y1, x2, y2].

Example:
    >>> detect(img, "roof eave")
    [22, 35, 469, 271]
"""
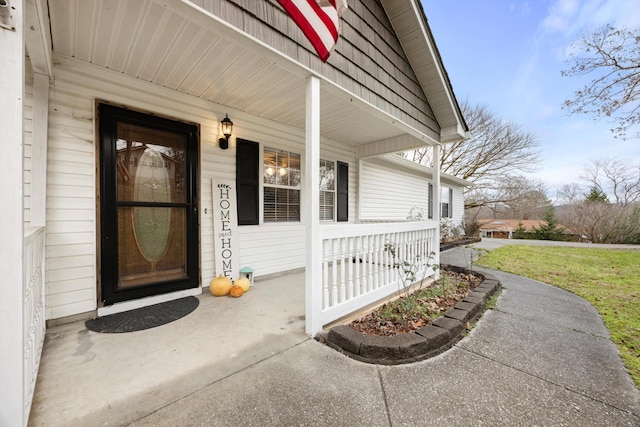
[380, 0, 469, 143]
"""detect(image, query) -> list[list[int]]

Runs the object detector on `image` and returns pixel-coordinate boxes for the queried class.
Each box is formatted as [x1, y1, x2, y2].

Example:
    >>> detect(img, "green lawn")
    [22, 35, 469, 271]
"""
[476, 245, 640, 389]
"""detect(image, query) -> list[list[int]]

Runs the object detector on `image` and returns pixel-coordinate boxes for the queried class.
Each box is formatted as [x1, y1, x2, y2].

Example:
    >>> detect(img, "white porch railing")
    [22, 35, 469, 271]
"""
[23, 226, 46, 424]
[319, 221, 438, 326]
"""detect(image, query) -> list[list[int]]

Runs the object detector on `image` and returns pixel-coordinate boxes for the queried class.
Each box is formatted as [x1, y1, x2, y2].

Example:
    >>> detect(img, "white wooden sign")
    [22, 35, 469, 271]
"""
[212, 178, 239, 280]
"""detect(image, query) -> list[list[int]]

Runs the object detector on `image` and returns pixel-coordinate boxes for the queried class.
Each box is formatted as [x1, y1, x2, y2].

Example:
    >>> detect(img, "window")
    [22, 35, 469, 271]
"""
[236, 143, 348, 224]
[319, 159, 348, 222]
[427, 183, 453, 219]
[441, 186, 453, 218]
[319, 159, 335, 221]
[263, 147, 301, 222]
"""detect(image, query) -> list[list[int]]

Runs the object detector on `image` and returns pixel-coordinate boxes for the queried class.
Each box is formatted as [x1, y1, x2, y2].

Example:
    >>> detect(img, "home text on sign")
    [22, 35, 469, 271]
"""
[212, 179, 239, 280]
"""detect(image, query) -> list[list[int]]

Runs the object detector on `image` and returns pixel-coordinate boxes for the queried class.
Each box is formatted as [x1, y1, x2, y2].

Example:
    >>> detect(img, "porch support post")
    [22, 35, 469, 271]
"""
[31, 72, 49, 227]
[0, 0, 26, 425]
[304, 75, 322, 336]
[433, 144, 441, 275]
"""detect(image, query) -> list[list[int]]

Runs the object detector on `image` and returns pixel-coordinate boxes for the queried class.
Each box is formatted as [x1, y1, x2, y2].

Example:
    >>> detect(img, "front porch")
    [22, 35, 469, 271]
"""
[28, 219, 439, 426]
[29, 270, 308, 427]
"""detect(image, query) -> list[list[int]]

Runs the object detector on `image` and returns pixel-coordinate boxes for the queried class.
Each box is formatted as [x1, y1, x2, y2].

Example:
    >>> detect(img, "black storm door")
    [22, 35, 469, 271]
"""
[99, 104, 199, 305]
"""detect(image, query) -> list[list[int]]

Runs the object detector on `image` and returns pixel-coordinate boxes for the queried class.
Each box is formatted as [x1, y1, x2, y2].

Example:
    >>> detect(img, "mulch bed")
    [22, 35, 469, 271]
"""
[348, 269, 484, 336]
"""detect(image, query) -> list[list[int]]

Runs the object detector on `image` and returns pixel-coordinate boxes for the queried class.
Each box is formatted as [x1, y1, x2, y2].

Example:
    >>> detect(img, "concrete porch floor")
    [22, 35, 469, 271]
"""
[28, 271, 308, 427]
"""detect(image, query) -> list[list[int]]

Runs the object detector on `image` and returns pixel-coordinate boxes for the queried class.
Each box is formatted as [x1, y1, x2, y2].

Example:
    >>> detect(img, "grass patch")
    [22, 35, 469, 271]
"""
[477, 245, 640, 389]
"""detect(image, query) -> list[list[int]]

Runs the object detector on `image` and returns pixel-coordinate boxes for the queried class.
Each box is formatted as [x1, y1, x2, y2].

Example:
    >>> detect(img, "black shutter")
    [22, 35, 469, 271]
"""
[449, 187, 454, 218]
[236, 139, 259, 225]
[337, 161, 349, 222]
[428, 183, 433, 219]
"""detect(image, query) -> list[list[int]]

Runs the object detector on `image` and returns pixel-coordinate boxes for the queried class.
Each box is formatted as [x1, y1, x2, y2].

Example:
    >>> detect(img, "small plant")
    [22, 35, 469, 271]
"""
[440, 218, 463, 243]
[383, 241, 438, 330]
[383, 242, 436, 296]
[353, 268, 484, 335]
[407, 206, 426, 221]
[463, 245, 480, 270]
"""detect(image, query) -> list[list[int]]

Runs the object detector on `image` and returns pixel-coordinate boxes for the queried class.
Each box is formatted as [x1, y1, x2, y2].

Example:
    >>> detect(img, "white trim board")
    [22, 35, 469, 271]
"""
[97, 287, 203, 317]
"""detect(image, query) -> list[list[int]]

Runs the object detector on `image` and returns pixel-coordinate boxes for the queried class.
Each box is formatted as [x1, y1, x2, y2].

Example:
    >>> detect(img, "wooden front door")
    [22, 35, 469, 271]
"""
[99, 104, 199, 305]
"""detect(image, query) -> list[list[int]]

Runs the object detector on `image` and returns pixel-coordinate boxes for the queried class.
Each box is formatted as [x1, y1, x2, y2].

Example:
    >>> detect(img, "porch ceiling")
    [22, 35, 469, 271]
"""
[45, 0, 419, 148]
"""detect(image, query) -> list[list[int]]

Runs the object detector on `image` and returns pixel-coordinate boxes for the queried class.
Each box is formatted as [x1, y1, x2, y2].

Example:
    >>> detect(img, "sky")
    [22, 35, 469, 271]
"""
[421, 0, 640, 200]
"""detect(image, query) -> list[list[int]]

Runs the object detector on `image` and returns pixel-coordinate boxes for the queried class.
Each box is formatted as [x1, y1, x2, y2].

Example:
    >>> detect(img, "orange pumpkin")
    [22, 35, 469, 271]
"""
[210, 274, 232, 297]
[229, 285, 244, 298]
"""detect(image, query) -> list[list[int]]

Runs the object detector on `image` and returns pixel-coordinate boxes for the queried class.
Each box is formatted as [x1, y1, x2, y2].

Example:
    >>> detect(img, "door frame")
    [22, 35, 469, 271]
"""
[97, 103, 200, 306]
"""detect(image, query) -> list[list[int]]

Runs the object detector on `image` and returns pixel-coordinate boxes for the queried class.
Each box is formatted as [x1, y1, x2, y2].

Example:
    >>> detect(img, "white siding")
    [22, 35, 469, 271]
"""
[45, 64, 98, 319]
[44, 57, 358, 318]
[451, 186, 465, 228]
[24, 65, 34, 226]
[359, 159, 429, 221]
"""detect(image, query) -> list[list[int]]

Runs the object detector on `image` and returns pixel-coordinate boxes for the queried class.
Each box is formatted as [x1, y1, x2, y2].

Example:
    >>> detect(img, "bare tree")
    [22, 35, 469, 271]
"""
[405, 101, 541, 205]
[556, 159, 640, 243]
[580, 158, 640, 205]
[495, 177, 552, 219]
[558, 201, 640, 243]
[556, 183, 584, 205]
[468, 177, 550, 220]
[562, 25, 640, 140]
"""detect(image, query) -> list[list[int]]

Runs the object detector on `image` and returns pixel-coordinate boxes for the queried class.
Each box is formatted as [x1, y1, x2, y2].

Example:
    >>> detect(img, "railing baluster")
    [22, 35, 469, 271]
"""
[339, 238, 346, 303]
[370, 235, 376, 290]
[367, 234, 374, 291]
[360, 235, 369, 294]
[331, 238, 338, 306]
[323, 240, 329, 308]
[354, 236, 361, 297]
[347, 237, 354, 299]
[372, 234, 379, 289]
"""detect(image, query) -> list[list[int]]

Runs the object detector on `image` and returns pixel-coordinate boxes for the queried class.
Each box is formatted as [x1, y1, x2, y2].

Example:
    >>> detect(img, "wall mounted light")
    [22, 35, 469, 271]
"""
[218, 114, 233, 149]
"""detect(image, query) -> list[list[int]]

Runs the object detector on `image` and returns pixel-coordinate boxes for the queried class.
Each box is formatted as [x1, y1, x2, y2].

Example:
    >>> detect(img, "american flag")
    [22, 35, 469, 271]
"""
[277, 0, 348, 62]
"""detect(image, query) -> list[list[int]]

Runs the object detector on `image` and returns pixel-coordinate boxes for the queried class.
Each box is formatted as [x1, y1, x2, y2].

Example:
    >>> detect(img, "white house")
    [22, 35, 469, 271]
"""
[359, 153, 470, 228]
[0, 0, 468, 424]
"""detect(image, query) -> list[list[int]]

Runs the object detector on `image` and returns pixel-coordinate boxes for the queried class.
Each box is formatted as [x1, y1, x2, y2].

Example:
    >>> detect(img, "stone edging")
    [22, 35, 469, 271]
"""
[321, 266, 501, 365]
[440, 237, 481, 252]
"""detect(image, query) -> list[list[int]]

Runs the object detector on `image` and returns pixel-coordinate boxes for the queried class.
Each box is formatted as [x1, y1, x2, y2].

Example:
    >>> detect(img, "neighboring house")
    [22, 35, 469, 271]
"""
[1, 1, 468, 424]
[479, 220, 546, 239]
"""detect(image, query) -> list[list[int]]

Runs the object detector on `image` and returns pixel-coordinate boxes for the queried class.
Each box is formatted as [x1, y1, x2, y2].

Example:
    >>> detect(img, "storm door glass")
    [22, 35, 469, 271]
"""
[116, 123, 187, 287]
[100, 104, 199, 304]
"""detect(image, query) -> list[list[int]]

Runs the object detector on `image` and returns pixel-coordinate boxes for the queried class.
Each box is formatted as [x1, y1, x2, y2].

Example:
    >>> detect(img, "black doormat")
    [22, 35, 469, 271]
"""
[86, 296, 199, 333]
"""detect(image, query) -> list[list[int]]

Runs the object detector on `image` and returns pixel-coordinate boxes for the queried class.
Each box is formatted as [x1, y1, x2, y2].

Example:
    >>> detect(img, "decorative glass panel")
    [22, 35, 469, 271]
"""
[115, 123, 188, 289]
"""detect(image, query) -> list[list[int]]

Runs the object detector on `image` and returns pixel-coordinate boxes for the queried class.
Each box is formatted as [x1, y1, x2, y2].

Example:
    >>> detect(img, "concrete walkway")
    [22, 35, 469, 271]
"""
[128, 245, 639, 426]
[30, 242, 640, 426]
